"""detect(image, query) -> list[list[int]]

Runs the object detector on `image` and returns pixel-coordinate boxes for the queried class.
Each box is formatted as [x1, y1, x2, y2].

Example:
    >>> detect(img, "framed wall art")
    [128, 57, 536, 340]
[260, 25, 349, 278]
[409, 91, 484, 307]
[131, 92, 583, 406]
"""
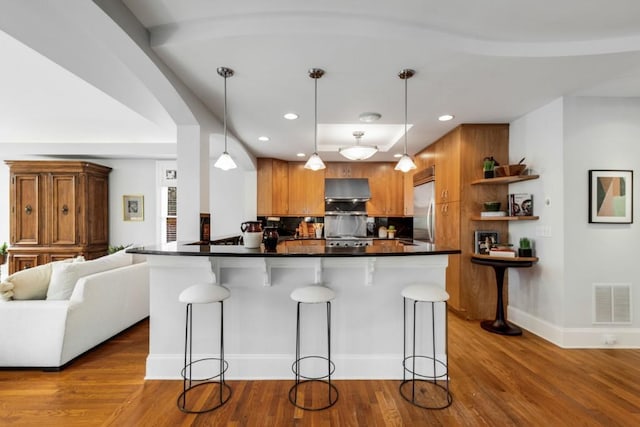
[123, 194, 144, 221]
[589, 170, 633, 224]
[474, 230, 499, 254]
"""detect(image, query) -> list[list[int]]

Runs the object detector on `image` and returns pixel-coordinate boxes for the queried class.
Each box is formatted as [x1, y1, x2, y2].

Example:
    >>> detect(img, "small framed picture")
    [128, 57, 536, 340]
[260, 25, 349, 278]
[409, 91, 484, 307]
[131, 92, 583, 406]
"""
[165, 169, 177, 180]
[589, 170, 633, 224]
[123, 195, 144, 221]
[474, 230, 499, 254]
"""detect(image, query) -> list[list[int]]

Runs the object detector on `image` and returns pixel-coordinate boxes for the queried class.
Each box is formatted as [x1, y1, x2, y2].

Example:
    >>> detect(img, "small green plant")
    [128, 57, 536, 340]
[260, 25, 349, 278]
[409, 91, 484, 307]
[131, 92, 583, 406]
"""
[483, 157, 495, 171]
[108, 244, 132, 254]
[519, 237, 531, 249]
[0, 242, 8, 255]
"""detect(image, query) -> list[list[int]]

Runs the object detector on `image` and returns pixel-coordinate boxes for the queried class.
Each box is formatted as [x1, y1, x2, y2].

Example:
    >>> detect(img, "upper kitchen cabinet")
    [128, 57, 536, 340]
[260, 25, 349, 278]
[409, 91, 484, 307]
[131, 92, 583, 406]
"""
[257, 158, 289, 216]
[435, 130, 461, 203]
[366, 163, 404, 216]
[288, 162, 325, 216]
[325, 162, 366, 178]
[6, 160, 111, 274]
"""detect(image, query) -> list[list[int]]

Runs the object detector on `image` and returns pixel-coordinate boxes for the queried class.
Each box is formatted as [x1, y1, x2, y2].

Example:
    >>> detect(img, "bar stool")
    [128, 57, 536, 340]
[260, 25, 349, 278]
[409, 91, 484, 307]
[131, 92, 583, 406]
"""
[289, 285, 339, 410]
[400, 283, 453, 409]
[177, 283, 232, 413]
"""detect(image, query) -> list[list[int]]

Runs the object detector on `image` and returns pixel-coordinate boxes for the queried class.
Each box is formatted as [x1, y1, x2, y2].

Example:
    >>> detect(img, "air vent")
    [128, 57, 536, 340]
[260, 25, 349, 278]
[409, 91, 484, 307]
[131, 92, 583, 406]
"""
[593, 283, 631, 324]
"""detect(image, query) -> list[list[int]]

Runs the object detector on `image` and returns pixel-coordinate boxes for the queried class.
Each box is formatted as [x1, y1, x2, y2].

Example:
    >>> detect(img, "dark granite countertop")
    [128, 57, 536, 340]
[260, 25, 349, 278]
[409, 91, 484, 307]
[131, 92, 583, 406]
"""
[127, 240, 460, 258]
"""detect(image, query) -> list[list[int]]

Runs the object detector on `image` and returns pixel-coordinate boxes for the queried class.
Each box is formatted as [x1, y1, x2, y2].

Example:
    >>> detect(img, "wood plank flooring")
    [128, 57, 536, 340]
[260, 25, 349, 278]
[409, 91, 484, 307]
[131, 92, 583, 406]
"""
[1, 314, 639, 426]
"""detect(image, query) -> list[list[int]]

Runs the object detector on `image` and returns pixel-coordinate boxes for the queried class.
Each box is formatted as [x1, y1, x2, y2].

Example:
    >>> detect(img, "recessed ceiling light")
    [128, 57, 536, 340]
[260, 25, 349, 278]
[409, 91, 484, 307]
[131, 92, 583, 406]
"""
[438, 114, 454, 122]
[258, 136, 270, 142]
[284, 113, 299, 120]
[296, 152, 305, 157]
[393, 153, 403, 158]
[359, 112, 382, 123]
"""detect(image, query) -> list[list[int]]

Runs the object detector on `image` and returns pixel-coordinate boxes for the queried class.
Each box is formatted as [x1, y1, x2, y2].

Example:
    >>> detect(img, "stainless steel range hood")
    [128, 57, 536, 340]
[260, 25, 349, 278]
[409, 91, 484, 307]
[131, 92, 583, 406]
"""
[324, 178, 371, 201]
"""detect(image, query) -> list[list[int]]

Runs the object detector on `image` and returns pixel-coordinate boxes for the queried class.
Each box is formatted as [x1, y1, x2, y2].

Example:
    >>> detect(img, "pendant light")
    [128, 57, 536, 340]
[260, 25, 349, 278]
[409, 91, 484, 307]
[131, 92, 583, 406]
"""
[339, 131, 378, 160]
[304, 68, 326, 171]
[395, 68, 417, 173]
[214, 66, 237, 171]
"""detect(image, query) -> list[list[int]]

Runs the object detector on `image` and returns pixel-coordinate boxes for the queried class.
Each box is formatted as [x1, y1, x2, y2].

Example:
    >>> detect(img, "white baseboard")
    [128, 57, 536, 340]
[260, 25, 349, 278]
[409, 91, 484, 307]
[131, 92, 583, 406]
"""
[509, 306, 640, 348]
[146, 353, 447, 380]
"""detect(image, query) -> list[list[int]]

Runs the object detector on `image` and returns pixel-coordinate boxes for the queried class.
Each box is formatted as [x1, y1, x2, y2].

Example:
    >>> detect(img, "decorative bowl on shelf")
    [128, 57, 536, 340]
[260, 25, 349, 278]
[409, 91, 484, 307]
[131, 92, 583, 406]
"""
[494, 164, 526, 177]
[483, 201, 501, 212]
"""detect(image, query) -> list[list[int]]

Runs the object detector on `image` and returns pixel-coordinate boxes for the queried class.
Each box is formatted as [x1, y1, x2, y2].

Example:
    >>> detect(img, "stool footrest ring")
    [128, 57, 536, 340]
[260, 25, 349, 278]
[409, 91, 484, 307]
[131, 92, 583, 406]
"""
[289, 379, 339, 411]
[177, 381, 232, 413]
[399, 379, 452, 410]
[402, 355, 448, 381]
[180, 357, 229, 382]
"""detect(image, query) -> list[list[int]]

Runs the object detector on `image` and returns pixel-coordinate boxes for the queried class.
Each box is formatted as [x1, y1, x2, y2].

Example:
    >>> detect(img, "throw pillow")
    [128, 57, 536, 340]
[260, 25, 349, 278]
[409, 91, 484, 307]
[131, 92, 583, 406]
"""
[0, 281, 14, 301]
[4, 263, 53, 300]
[46, 250, 132, 300]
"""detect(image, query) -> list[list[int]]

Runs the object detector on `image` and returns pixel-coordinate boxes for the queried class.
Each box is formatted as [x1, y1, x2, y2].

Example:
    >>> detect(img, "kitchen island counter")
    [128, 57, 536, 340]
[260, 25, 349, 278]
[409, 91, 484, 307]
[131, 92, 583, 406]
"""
[128, 240, 459, 257]
[130, 241, 459, 380]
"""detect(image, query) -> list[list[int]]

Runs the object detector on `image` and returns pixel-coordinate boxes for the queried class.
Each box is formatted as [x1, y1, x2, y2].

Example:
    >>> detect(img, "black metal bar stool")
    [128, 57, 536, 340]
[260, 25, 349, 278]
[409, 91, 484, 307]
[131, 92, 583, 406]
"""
[400, 283, 453, 409]
[289, 285, 339, 410]
[177, 283, 232, 413]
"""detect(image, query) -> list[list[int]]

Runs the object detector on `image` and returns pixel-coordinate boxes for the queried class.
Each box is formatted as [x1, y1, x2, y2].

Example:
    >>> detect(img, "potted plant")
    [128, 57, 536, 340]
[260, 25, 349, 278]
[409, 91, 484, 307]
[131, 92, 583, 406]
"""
[0, 242, 7, 265]
[483, 156, 497, 179]
[108, 243, 131, 254]
[518, 237, 533, 257]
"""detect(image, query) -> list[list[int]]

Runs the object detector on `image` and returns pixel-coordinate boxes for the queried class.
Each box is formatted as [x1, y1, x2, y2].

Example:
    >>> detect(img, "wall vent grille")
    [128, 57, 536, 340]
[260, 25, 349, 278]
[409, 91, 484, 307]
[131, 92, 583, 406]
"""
[593, 283, 632, 324]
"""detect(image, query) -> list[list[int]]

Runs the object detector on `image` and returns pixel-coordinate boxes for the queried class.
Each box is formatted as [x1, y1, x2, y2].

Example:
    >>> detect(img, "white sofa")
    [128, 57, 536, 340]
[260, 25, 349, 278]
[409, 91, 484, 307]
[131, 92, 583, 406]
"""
[0, 252, 149, 369]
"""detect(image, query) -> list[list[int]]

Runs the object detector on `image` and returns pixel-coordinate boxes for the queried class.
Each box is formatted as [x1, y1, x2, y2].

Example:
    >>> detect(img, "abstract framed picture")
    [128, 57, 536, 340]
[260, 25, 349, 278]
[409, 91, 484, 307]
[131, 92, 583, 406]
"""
[123, 194, 144, 221]
[589, 170, 633, 223]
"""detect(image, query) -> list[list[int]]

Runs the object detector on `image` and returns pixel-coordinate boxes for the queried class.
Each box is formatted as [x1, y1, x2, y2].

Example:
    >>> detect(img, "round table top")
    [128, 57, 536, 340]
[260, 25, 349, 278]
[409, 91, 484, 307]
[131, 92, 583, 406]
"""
[471, 254, 538, 268]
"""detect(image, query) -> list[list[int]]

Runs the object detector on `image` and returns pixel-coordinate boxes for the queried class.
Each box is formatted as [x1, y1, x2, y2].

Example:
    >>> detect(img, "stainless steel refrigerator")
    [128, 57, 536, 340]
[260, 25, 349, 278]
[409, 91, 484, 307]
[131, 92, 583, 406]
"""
[413, 167, 435, 243]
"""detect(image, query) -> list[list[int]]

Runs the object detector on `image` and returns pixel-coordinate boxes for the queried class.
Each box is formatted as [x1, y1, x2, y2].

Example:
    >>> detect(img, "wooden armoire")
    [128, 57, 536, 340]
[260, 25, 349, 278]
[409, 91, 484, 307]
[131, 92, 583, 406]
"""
[6, 160, 112, 274]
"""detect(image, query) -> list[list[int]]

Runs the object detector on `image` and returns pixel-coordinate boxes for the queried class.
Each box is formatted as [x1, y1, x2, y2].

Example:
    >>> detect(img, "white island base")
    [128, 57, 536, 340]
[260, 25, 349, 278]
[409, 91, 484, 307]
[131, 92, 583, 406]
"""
[145, 254, 449, 380]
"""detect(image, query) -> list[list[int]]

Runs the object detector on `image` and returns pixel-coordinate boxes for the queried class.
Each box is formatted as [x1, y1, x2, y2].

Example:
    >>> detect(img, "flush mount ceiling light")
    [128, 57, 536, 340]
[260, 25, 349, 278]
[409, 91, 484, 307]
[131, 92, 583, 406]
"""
[339, 131, 378, 160]
[304, 68, 326, 171]
[214, 66, 237, 171]
[258, 136, 270, 142]
[438, 114, 454, 122]
[359, 112, 382, 123]
[284, 113, 299, 120]
[395, 68, 417, 173]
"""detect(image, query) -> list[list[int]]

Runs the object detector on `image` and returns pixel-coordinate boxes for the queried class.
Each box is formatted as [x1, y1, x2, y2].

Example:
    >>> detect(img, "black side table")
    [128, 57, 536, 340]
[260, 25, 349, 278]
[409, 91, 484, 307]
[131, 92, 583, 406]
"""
[471, 255, 538, 336]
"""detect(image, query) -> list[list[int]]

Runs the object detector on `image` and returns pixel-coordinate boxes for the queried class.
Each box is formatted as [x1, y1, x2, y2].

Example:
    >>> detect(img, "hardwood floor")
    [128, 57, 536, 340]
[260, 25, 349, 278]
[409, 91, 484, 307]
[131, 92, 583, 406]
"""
[1, 314, 639, 426]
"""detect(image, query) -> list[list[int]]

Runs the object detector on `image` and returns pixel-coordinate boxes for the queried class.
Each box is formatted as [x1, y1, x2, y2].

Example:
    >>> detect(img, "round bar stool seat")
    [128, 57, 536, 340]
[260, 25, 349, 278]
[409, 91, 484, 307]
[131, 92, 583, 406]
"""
[400, 283, 453, 410]
[179, 283, 230, 304]
[177, 282, 232, 413]
[289, 285, 339, 410]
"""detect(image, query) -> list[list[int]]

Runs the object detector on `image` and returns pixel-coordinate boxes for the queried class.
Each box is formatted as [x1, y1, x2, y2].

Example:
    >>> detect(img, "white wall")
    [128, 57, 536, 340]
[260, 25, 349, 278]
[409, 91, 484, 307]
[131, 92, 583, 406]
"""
[563, 97, 639, 328]
[509, 96, 640, 347]
[509, 98, 566, 327]
[209, 164, 257, 238]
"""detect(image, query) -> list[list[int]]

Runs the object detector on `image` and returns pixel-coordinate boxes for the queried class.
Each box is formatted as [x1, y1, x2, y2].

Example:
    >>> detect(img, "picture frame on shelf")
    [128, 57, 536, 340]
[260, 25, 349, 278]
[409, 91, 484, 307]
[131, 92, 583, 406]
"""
[509, 193, 533, 216]
[123, 195, 144, 221]
[589, 170, 633, 224]
[474, 230, 499, 254]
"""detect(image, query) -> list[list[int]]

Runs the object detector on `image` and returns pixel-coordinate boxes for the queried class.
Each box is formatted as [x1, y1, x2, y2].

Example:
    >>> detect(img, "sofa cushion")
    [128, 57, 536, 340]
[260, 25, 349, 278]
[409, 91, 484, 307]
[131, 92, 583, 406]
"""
[46, 251, 133, 300]
[1, 263, 53, 301]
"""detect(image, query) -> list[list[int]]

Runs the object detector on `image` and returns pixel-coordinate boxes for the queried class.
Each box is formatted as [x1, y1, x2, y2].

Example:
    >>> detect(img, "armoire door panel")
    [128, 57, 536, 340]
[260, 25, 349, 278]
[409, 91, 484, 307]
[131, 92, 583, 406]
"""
[86, 174, 109, 245]
[13, 174, 40, 245]
[51, 174, 77, 245]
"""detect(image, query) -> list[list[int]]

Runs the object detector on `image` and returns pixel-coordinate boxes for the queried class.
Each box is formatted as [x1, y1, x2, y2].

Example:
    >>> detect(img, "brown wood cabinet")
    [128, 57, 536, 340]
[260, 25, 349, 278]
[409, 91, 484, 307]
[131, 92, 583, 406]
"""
[6, 160, 111, 274]
[257, 159, 408, 217]
[365, 163, 404, 217]
[287, 162, 325, 216]
[428, 124, 510, 319]
[257, 158, 289, 216]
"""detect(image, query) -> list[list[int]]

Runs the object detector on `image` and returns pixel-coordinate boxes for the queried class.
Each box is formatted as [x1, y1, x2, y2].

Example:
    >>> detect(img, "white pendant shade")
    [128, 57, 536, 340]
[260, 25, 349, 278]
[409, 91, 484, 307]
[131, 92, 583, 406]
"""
[304, 68, 325, 171]
[214, 151, 237, 170]
[394, 153, 417, 172]
[304, 152, 326, 171]
[215, 66, 236, 171]
[339, 145, 378, 161]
